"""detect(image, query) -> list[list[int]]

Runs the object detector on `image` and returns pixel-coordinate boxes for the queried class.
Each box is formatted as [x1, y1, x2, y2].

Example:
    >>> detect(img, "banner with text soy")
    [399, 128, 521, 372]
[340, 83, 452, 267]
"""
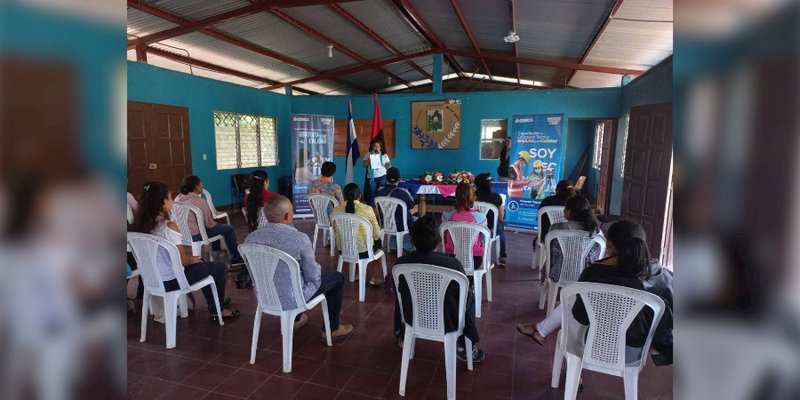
[505, 114, 564, 231]
[291, 114, 334, 216]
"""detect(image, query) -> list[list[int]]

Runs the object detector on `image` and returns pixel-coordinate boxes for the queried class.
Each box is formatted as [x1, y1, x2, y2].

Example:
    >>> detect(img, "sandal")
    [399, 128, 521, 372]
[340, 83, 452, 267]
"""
[369, 279, 383, 287]
[210, 309, 240, 322]
[516, 323, 544, 346]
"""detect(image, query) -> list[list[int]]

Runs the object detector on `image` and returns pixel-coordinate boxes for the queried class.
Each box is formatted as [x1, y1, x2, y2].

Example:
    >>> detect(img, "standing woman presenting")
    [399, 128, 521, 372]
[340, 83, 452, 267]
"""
[362, 139, 391, 206]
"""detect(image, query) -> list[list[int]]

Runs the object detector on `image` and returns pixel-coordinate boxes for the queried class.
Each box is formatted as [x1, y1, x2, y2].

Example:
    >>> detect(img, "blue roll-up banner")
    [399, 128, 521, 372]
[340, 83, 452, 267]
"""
[505, 114, 564, 231]
[291, 114, 334, 216]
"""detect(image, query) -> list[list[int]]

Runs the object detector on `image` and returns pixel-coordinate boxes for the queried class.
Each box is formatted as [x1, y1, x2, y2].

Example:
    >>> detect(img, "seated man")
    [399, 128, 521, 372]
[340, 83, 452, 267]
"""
[245, 195, 354, 341]
[375, 167, 417, 252]
[393, 216, 485, 363]
[306, 161, 344, 206]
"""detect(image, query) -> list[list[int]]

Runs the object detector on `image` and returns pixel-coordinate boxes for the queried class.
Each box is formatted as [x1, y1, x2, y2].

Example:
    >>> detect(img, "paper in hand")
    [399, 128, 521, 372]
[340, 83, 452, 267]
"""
[369, 153, 382, 169]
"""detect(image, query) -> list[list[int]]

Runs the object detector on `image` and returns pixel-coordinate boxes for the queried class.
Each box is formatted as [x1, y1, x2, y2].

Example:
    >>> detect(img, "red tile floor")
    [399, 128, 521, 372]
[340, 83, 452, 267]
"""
[127, 216, 673, 400]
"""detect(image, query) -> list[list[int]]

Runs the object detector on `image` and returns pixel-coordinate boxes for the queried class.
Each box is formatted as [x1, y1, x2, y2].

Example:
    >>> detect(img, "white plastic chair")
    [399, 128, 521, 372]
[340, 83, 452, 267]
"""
[375, 196, 410, 257]
[540, 229, 606, 316]
[308, 194, 339, 257]
[127, 232, 224, 349]
[241, 206, 268, 229]
[473, 201, 501, 264]
[201, 188, 230, 225]
[551, 283, 665, 400]
[126, 204, 134, 224]
[393, 264, 473, 400]
[439, 221, 493, 318]
[238, 243, 332, 373]
[331, 212, 388, 302]
[172, 202, 227, 257]
[532, 206, 567, 271]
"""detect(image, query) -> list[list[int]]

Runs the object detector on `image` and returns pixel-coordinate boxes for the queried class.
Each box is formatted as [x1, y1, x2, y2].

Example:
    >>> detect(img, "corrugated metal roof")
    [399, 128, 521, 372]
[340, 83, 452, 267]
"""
[127, 7, 179, 37]
[454, 0, 513, 53]
[339, 0, 431, 54]
[409, 0, 471, 51]
[148, 0, 251, 21]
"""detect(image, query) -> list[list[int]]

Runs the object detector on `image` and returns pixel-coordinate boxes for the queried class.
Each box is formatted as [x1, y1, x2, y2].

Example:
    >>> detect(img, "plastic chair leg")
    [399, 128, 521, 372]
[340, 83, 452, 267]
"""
[164, 295, 178, 349]
[328, 228, 335, 257]
[312, 226, 319, 251]
[250, 308, 262, 364]
[485, 266, 493, 302]
[396, 234, 403, 257]
[210, 282, 224, 327]
[398, 330, 414, 396]
[140, 292, 150, 343]
[465, 337, 474, 371]
[539, 280, 548, 310]
[443, 334, 458, 400]
[178, 294, 189, 318]
[349, 262, 356, 283]
[320, 299, 332, 346]
[358, 261, 367, 302]
[280, 313, 296, 373]
[495, 239, 500, 264]
[551, 334, 564, 388]
[473, 275, 483, 318]
[546, 284, 558, 317]
[563, 353, 583, 400]
[623, 367, 640, 400]
[336, 257, 344, 275]
[380, 255, 388, 278]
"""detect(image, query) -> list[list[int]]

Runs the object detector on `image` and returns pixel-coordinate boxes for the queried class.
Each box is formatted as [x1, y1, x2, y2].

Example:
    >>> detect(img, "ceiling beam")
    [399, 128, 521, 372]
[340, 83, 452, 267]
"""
[135, 43, 148, 62]
[329, 3, 432, 80]
[269, 8, 412, 87]
[449, 0, 492, 79]
[127, 0, 361, 48]
[508, 0, 520, 85]
[144, 46, 320, 95]
[564, 0, 625, 86]
[127, 0, 367, 93]
[390, 0, 464, 76]
[443, 49, 645, 76]
[263, 49, 434, 91]
[382, 76, 549, 93]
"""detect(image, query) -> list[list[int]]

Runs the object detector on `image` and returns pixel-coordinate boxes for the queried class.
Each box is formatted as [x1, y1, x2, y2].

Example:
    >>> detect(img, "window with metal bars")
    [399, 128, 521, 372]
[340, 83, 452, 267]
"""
[214, 111, 278, 170]
[592, 122, 605, 170]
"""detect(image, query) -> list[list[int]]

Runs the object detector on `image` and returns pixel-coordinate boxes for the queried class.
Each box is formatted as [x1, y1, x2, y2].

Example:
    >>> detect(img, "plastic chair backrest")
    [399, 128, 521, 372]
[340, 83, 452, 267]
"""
[375, 196, 409, 234]
[172, 202, 209, 244]
[238, 243, 307, 312]
[561, 283, 665, 373]
[331, 212, 375, 260]
[201, 189, 222, 216]
[308, 194, 339, 228]
[127, 232, 190, 294]
[126, 204, 134, 224]
[473, 201, 499, 237]
[544, 229, 606, 285]
[393, 263, 469, 341]
[439, 221, 491, 274]
[537, 205, 566, 239]
[242, 206, 268, 228]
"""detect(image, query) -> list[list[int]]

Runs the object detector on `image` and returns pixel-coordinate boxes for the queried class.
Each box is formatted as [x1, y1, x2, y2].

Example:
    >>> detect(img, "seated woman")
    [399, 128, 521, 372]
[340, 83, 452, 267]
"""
[130, 181, 239, 323]
[332, 183, 384, 286]
[244, 170, 279, 231]
[442, 182, 488, 269]
[174, 175, 243, 266]
[474, 173, 507, 266]
[535, 179, 575, 248]
[544, 194, 604, 283]
[394, 216, 485, 363]
[517, 220, 673, 364]
[307, 161, 344, 205]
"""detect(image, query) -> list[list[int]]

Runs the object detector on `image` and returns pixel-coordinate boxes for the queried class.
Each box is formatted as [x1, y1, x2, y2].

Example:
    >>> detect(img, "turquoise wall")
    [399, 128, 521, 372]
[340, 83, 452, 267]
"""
[127, 62, 291, 203]
[565, 119, 594, 184]
[609, 57, 674, 214]
[290, 89, 621, 186]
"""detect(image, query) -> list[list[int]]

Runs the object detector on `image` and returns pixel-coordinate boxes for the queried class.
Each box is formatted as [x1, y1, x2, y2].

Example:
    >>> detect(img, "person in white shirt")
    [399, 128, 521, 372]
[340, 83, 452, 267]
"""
[362, 139, 391, 206]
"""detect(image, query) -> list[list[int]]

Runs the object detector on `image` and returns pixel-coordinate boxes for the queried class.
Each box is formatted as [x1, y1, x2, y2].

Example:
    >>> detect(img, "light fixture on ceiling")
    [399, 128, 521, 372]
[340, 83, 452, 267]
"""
[504, 30, 520, 43]
[328, 44, 334, 58]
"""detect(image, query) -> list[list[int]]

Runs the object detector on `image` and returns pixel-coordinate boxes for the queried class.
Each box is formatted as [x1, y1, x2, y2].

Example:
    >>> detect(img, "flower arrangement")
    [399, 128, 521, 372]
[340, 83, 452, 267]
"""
[447, 170, 475, 185]
[420, 171, 446, 185]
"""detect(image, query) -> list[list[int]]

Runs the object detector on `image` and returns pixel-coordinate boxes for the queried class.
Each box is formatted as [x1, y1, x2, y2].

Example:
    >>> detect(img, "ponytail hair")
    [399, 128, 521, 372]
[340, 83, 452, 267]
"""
[564, 195, 599, 234]
[555, 179, 575, 201]
[343, 183, 361, 214]
[179, 175, 201, 195]
[607, 219, 651, 278]
[246, 170, 268, 229]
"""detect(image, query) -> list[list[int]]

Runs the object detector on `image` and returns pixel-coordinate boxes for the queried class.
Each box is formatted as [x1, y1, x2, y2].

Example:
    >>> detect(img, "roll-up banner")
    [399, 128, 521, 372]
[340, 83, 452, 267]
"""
[291, 113, 334, 217]
[505, 114, 564, 231]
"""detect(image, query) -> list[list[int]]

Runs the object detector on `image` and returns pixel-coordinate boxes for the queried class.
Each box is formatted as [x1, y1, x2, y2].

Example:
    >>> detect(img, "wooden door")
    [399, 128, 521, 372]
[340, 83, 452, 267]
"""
[127, 101, 191, 195]
[333, 119, 395, 157]
[596, 120, 617, 213]
[620, 103, 672, 259]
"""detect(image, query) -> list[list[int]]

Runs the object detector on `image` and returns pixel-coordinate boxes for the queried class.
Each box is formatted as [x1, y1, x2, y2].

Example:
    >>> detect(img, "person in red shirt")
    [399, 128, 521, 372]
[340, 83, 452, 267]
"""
[244, 170, 278, 231]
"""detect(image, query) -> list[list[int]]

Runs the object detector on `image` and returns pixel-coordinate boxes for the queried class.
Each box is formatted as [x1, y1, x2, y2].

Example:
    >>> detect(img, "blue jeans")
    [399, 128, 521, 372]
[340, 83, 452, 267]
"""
[163, 261, 227, 308]
[193, 224, 240, 259]
[497, 221, 507, 258]
[368, 175, 387, 206]
[311, 271, 345, 330]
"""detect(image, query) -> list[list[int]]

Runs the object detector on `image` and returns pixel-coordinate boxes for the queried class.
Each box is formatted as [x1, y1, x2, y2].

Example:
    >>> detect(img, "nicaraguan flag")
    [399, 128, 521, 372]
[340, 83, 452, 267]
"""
[345, 102, 360, 184]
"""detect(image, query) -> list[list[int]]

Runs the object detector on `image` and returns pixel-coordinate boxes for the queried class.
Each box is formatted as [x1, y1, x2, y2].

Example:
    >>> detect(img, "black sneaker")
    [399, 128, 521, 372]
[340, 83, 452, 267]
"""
[456, 346, 485, 363]
[230, 256, 245, 267]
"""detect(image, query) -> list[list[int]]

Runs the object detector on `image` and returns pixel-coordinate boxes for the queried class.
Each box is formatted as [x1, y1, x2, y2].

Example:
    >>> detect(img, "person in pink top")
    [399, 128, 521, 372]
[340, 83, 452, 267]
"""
[174, 175, 243, 266]
[441, 182, 488, 268]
